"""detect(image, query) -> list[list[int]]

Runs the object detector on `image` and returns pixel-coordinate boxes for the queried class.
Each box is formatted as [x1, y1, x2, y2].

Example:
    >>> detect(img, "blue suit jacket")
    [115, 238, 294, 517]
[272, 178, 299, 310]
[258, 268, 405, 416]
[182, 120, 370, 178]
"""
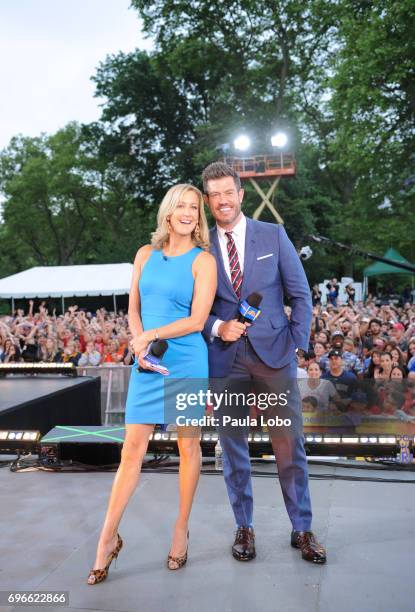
[202, 217, 312, 377]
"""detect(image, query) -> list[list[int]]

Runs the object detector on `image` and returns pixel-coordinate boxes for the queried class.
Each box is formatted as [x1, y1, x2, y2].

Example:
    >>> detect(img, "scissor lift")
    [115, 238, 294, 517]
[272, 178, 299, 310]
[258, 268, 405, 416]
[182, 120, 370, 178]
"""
[225, 153, 296, 223]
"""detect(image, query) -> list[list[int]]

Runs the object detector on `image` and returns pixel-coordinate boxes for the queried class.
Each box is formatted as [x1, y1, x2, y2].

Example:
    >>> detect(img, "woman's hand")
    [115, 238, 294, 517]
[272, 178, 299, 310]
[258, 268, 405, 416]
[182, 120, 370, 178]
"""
[137, 348, 153, 370]
[130, 331, 152, 358]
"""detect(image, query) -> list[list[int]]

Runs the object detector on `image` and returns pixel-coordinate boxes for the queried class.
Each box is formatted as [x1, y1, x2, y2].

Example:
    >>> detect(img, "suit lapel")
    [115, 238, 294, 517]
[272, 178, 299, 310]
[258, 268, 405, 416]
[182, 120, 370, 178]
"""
[240, 217, 257, 297]
[210, 227, 238, 301]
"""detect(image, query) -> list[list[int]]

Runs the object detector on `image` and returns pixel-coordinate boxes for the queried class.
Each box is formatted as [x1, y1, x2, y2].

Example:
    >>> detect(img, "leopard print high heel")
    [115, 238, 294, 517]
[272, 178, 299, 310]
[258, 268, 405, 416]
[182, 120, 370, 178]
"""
[87, 533, 123, 585]
[167, 531, 189, 570]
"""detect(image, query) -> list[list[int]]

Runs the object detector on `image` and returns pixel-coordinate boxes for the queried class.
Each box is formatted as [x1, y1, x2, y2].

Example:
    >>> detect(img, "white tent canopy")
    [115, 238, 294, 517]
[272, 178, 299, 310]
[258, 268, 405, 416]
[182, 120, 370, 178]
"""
[0, 264, 133, 299]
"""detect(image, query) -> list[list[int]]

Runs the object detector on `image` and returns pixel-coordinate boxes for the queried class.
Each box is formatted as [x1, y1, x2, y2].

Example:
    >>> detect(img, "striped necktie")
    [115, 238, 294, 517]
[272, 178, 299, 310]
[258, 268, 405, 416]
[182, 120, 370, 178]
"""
[225, 231, 243, 297]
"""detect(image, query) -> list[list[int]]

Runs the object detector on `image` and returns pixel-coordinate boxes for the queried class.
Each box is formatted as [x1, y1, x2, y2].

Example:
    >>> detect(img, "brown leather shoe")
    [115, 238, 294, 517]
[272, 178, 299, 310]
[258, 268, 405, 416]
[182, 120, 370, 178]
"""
[232, 526, 256, 561]
[291, 530, 326, 564]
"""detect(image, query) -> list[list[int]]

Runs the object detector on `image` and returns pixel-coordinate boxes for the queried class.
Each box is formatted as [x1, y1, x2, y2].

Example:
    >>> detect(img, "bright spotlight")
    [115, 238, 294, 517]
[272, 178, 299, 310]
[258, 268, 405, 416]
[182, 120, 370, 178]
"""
[233, 135, 251, 151]
[271, 132, 288, 148]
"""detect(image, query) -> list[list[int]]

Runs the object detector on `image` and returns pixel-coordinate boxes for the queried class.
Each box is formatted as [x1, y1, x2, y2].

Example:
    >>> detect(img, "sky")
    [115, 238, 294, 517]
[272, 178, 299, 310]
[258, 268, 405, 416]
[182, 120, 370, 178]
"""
[0, 0, 153, 150]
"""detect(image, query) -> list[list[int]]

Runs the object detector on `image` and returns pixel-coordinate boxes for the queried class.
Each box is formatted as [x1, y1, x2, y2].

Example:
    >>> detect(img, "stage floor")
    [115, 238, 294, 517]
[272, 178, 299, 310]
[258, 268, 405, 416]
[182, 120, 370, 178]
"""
[0, 457, 413, 612]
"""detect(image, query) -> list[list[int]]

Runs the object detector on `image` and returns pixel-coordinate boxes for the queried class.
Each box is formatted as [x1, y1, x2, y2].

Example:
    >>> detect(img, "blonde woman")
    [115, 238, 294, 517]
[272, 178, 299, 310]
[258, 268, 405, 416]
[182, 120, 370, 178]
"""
[87, 183, 217, 584]
[40, 337, 61, 362]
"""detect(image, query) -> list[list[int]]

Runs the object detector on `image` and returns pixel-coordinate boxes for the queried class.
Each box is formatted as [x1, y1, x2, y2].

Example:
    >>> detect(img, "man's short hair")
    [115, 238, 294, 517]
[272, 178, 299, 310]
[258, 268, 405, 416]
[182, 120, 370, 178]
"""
[302, 396, 318, 410]
[202, 162, 241, 193]
[369, 318, 382, 328]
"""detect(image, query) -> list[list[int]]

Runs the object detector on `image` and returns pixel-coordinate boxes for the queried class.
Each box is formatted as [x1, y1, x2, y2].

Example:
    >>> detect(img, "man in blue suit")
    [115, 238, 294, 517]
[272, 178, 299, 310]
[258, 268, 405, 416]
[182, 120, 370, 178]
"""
[202, 162, 326, 564]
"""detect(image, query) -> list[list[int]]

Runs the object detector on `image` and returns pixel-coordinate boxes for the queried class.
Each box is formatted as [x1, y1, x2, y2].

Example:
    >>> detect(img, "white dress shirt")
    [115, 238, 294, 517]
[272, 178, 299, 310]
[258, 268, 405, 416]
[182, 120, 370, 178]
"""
[211, 214, 246, 338]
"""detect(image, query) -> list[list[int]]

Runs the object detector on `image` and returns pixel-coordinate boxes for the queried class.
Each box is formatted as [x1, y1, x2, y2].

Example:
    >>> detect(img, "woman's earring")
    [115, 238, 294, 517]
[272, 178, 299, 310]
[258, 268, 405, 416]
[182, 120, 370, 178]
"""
[167, 217, 171, 234]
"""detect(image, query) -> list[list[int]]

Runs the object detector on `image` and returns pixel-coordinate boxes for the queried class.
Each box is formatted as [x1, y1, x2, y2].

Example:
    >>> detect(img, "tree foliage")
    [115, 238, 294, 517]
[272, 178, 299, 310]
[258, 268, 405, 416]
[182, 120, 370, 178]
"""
[0, 0, 413, 284]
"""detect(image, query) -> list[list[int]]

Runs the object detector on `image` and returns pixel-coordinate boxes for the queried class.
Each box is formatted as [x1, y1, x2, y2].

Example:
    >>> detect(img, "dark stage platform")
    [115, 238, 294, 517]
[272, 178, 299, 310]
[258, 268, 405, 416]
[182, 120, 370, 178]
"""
[0, 376, 101, 436]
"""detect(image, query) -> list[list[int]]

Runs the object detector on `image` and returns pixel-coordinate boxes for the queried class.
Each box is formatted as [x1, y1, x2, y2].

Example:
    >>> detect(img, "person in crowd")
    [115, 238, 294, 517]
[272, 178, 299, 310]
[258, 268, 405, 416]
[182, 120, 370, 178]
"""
[322, 349, 358, 410]
[78, 340, 102, 367]
[313, 341, 327, 367]
[102, 339, 125, 364]
[0, 329, 7, 360]
[346, 283, 356, 305]
[362, 317, 384, 349]
[391, 365, 407, 381]
[299, 362, 337, 411]
[319, 331, 344, 372]
[312, 284, 322, 306]
[296, 349, 309, 376]
[326, 277, 339, 306]
[39, 337, 62, 362]
[364, 349, 383, 378]
[315, 329, 330, 345]
[380, 352, 393, 380]
[1, 338, 21, 362]
[342, 337, 364, 375]
[390, 322, 408, 353]
[62, 340, 81, 366]
[407, 338, 415, 370]
[390, 347, 405, 369]
[94, 332, 105, 355]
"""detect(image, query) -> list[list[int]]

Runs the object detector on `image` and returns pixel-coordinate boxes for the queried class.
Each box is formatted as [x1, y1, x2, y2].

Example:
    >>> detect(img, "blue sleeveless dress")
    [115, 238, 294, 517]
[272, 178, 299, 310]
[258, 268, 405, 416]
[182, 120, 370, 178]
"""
[125, 246, 208, 424]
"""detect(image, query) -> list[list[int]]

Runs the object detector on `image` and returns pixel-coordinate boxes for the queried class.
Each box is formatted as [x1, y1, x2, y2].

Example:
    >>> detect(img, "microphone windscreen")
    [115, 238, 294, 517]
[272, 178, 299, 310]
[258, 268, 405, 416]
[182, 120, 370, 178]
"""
[246, 292, 263, 309]
[150, 339, 168, 358]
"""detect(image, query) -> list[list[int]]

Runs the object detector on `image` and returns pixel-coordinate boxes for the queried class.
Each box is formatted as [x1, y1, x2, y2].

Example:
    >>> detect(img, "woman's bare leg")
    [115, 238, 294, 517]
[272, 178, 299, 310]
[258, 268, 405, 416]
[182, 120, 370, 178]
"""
[88, 423, 154, 576]
[169, 426, 201, 560]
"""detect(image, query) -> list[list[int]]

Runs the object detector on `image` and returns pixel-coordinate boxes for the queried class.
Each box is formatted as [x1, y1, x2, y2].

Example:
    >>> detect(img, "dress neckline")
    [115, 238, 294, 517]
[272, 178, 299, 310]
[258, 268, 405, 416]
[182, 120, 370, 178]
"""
[161, 246, 198, 259]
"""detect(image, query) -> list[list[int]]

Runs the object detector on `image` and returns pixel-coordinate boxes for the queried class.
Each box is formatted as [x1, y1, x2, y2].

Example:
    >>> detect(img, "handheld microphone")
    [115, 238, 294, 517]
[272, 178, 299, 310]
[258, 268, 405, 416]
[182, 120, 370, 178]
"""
[137, 339, 169, 374]
[223, 292, 263, 345]
[237, 292, 263, 324]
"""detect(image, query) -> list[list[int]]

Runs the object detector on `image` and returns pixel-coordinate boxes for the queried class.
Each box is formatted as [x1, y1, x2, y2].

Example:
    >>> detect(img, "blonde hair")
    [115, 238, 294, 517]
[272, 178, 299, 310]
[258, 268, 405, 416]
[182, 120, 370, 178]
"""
[151, 184, 210, 250]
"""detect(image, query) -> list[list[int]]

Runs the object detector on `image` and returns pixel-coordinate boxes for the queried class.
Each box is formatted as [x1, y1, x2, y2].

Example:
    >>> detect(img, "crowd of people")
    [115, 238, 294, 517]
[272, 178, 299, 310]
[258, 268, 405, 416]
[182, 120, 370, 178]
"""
[1, 298, 415, 375]
[1, 295, 415, 417]
[296, 299, 415, 417]
[0, 301, 134, 367]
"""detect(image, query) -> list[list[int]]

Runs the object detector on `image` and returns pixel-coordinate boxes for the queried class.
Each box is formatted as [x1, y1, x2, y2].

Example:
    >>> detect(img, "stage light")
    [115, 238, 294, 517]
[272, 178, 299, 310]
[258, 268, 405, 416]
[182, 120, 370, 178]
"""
[379, 436, 396, 444]
[271, 132, 288, 148]
[234, 135, 251, 151]
[0, 362, 77, 377]
[0, 430, 41, 454]
[324, 436, 341, 443]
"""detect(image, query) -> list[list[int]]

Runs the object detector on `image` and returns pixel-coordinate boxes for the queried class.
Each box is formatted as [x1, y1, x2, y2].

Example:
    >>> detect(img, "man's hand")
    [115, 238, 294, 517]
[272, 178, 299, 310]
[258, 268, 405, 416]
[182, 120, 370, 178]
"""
[218, 319, 247, 342]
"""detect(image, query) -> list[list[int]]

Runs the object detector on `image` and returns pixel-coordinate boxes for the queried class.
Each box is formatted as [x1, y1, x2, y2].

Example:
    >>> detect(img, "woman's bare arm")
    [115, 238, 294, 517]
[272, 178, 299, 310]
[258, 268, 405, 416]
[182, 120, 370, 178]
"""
[128, 245, 153, 341]
[132, 251, 217, 358]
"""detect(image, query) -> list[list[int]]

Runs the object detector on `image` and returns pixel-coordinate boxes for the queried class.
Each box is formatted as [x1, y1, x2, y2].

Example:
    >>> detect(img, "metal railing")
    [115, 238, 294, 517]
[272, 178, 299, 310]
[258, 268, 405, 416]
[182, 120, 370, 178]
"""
[225, 154, 296, 177]
[76, 364, 131, 425]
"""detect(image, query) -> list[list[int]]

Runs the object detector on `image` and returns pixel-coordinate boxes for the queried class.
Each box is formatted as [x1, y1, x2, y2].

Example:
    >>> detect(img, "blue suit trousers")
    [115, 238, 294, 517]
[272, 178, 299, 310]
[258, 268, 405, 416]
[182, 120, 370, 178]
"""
[217, 336, 313, 531]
